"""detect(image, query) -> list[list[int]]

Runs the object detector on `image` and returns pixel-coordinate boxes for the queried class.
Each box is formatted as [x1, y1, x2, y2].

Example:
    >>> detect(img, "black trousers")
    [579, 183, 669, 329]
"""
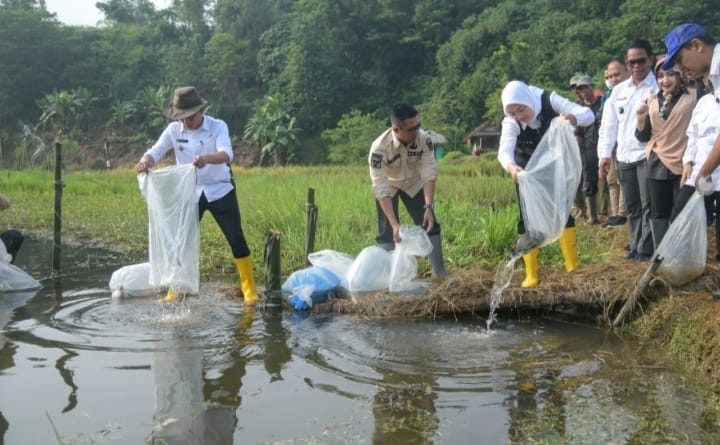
[199, 188, 250, 258]
[1, 229, 24, 263]
[580, 147, 599, 197]
[375, 190, 441, 244]
[617, 159, 653, 256]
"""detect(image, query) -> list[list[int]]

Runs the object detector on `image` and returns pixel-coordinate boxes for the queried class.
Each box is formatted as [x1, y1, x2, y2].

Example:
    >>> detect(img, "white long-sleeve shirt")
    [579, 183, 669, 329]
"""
[497, 90, 594, 169]
[597, 73, 659, 163]
[145, 115, 234, 203]
[710, 44, 720, 98]
[683, 93, 720, 188]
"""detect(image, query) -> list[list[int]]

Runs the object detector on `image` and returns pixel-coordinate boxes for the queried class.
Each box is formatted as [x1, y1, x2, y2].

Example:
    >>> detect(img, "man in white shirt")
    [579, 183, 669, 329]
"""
[661, 24, 720, 186]
[597, 40, 659, 261]
[663, 23, 720, 298]
[136, 86, 259, 304]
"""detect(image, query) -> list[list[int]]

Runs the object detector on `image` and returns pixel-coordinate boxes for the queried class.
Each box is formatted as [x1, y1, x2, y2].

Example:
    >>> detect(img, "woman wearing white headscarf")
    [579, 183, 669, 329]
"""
[498, 80, 594, 288]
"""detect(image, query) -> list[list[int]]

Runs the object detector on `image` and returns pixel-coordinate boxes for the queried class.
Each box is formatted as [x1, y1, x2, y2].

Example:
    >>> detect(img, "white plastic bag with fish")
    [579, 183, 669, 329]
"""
[138, 164, 200, 294]
[308, 249, 354, 288]
[109, 262, 156, 298]
[388, 225, 433, 292]
[655, 192, 706, 286]
[0, 241, 41, 292]
[346, 246, 392, 300]
[517, 118, 581, 248]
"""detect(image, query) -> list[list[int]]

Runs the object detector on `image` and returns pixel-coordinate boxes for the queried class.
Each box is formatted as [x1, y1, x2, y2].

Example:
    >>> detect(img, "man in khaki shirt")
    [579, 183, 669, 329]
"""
[0, 193, 24, 263]
[368, 103, 448, 278]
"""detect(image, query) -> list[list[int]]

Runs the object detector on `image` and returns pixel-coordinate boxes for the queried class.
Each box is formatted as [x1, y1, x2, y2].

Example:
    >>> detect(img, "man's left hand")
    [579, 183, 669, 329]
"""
[560, 112, 577, 127]
[423, 209, 435, 233]
[192, 155, 206, 168]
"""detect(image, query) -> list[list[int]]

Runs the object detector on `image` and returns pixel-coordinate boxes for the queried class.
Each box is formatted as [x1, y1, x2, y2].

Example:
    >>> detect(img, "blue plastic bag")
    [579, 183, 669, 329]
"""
[282, 266, 340, 310]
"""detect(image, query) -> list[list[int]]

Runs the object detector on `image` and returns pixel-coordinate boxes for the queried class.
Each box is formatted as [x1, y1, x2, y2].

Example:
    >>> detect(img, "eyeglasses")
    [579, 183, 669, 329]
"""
[627, 58, 648, 66]
[403, 122, 421, 132]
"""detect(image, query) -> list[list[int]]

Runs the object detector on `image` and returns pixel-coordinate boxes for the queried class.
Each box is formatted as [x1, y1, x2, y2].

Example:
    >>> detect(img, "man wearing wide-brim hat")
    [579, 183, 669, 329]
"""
[136, 86, 259, 304]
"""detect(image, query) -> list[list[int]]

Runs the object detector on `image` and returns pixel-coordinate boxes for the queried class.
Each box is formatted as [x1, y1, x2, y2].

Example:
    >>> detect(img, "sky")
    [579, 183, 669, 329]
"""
[44, 0, 172, 27]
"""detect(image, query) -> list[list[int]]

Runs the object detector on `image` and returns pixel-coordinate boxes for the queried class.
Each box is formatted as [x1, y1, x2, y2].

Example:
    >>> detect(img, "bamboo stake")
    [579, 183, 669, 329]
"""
[612, 255, 663, 326]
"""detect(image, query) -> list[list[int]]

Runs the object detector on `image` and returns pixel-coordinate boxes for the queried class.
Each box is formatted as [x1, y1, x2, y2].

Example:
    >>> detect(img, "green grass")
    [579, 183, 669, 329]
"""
[0, 156, 623, 283]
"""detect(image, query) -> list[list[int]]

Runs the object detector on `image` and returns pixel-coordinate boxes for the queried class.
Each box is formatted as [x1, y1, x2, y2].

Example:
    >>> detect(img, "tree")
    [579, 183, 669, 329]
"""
[243, 95, 300, 166]
[96, 0, 156, 25]
[322, 110, 387, 165]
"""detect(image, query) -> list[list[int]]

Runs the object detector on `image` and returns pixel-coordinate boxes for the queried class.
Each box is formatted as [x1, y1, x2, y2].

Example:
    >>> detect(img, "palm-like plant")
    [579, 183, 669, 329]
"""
[243, 95, 301, 166]
[134, 86, 170, 136]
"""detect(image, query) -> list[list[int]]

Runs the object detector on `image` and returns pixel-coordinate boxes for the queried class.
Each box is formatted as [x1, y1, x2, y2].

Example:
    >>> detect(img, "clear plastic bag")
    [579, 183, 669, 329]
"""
[517, 118, 582, 248]
[346, 246, 392, 298]
[138, 164, 200, 294]
[109, 262, 156, 298]
[388, 225, 433, 292]
[307, 249, 354, 288]
[655, 192, 707, 286]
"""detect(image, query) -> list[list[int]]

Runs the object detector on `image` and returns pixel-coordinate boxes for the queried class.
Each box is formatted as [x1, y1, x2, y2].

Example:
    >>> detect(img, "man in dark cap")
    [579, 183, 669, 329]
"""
[570, 73, 601, 224]
[136, 86, 258, 304]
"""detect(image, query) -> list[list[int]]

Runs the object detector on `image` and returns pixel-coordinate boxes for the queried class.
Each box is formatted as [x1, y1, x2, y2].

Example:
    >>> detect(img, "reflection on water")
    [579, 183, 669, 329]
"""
[1, 238, 719, 444]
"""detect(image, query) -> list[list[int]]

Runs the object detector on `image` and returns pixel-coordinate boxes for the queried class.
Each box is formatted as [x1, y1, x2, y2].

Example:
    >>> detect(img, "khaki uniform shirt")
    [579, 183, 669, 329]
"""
[368, 128, 438, 199]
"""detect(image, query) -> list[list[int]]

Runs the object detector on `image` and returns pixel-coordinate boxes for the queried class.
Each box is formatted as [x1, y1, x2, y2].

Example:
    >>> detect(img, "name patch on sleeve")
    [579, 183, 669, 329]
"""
[371, 153, 383, 169]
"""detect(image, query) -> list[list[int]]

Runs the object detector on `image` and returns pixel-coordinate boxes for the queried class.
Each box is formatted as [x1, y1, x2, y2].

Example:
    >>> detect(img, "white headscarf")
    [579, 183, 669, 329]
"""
[501, 80, 543, 125]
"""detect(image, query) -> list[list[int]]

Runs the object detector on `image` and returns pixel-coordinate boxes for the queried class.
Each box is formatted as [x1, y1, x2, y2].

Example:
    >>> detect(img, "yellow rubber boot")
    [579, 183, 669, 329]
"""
[558, 227, 578, 272]
[161, 288, 176, 303]
[235, 257, 259, 305]
[521, 249, 539, 288]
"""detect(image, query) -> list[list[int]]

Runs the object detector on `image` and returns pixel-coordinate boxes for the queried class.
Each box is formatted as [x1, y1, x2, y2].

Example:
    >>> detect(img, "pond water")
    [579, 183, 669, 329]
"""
[1, 238, 719, 444]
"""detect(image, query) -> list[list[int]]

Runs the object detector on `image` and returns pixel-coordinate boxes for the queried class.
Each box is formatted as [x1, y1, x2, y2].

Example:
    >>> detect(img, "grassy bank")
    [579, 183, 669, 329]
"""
[0, 156, 624, 281]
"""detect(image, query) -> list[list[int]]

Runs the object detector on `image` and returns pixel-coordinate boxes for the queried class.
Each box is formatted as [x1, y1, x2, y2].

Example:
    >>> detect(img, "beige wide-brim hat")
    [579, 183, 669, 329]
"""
[163, 86, 208, 120]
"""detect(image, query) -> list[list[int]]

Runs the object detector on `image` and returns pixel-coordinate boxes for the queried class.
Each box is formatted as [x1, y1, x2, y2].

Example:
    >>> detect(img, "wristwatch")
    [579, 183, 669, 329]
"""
[423, 203, 434, 210]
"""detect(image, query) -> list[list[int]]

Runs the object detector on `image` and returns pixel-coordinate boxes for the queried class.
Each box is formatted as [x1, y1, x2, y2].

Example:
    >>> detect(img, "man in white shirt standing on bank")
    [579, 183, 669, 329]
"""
[598, 40, 659, 261]
[136, 86, 259, 304]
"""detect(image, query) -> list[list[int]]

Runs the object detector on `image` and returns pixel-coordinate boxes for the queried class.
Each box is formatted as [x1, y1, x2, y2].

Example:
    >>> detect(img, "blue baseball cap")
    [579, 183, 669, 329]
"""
[663, 23, 707, 70]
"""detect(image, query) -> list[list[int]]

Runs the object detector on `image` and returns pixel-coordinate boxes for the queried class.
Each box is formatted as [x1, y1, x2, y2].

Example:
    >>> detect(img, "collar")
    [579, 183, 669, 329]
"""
[637, 71, 657, 88]
[710, 44, 720, 75]
[391, 129, 418, 149]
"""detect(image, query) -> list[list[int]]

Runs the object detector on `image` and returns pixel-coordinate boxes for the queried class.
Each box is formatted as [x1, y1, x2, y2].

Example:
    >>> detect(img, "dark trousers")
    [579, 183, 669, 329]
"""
[581, 147, 599, 197]
[1, 229, 24, 263]
[617, 159, 653, 256]
[515, 185, 574, 234]
[375, 190, 441, 245]
[199, 188, 250, 258]
[646, 153, 681, 248]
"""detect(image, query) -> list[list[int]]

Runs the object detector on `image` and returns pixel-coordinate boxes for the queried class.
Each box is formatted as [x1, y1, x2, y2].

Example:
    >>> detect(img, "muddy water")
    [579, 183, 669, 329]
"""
[1, 238, 719, 444]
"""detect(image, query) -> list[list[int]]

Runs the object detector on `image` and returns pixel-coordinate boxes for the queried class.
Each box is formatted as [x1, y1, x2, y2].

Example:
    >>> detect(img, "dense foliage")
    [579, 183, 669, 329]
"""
[1, 0, 718, 165]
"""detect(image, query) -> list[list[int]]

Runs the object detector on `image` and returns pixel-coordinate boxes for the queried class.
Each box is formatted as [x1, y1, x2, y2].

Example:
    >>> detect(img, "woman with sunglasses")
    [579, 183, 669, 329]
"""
[498, 80, 594, 288]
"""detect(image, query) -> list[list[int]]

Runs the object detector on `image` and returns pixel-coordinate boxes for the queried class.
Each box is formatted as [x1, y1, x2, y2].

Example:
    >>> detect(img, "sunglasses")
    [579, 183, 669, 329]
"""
[627, 58, 648, 67]
[403, 122, 422, 132]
